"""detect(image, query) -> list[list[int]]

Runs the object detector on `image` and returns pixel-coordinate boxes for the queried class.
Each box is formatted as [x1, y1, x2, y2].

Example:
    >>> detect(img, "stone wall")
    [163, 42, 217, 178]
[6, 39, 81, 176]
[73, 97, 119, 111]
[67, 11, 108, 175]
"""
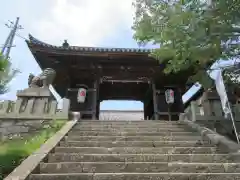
[0, 88, 69, 120]
[0, 119, 52, 140]
[182, 91, 240, 141]
[0, 87, 71, 141]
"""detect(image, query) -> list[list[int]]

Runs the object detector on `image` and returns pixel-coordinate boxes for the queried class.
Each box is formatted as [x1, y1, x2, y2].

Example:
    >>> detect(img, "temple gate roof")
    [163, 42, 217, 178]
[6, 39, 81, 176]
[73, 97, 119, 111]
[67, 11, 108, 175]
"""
[26, 34, 193, 98]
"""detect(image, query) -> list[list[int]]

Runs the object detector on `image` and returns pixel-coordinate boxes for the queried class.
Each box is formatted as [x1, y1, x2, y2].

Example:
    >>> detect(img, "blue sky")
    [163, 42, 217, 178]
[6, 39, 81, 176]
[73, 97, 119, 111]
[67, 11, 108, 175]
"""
[0, 0, 219, 110]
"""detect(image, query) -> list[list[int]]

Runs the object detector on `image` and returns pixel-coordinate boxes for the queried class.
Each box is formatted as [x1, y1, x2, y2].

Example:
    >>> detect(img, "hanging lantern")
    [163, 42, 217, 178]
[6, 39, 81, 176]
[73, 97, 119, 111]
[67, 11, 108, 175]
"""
[77, 88, 87, 103]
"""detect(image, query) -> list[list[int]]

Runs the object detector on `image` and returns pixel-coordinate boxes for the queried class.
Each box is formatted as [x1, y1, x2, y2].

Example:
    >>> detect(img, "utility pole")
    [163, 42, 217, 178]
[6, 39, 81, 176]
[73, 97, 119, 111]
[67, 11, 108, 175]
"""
[1, 17, 23, 59]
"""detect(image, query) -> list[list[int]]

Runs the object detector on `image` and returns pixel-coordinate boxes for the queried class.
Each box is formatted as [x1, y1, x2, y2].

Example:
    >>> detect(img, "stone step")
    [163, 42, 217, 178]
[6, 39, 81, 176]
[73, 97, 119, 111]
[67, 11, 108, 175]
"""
[65, 135, 201, 142]
[71, 127, 189, 132]
[39, 162, 240, 173]
[67, 131, 198, 137]
[54, 147, 217, 154]
[60, 140, 209, 147]
[77, 120, 180, 124]
[48, 153, 236, 163]
[69, 129, 190, 134]
[74, 124, 186, 128]
[29, 173, 240, 180]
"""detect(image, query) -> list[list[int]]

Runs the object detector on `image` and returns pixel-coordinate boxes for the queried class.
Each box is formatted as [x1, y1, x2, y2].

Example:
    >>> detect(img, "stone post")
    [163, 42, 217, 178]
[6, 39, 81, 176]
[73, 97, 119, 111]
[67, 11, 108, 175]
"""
[49, 101, 58, 115]
[199, 92, 212, 116]
[0, 101, 11, 114]
[234, 103, 240, 120]
[16, 87, 54, 118]
[56, 98, 70, 120]
[190, 101, 197, 122]
[179, 113, 186, 121]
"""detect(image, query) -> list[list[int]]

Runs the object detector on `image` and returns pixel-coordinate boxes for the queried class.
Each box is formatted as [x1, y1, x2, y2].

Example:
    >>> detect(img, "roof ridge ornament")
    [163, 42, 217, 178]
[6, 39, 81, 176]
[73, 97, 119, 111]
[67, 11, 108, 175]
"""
[62, 39, 69, 48]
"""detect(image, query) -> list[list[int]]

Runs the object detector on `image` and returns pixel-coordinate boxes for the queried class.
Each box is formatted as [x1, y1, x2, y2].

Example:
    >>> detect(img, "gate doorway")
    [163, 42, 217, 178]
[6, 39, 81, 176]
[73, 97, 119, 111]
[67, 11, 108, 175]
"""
[100, 100, 144, 121]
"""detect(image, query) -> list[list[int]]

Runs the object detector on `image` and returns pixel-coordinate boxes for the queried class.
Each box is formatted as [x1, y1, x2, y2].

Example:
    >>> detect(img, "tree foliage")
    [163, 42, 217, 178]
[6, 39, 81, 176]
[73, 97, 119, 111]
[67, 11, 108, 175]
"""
[0, 53, 19, 94]
[223, 66, 240, 91]
[133, 0, 240, 89]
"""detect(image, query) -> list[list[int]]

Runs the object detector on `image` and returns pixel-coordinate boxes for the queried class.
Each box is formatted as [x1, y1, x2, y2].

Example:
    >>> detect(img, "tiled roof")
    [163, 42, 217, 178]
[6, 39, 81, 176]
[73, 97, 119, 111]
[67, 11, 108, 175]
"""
[27, 34, 152, 53]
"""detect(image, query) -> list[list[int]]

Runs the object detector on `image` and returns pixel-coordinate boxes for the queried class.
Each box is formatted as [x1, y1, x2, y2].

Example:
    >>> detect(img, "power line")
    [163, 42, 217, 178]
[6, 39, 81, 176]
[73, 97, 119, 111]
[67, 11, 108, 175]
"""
[4, 19, 23, 30]
[15, 33, 27, 40]
[1, 19, 28, 42]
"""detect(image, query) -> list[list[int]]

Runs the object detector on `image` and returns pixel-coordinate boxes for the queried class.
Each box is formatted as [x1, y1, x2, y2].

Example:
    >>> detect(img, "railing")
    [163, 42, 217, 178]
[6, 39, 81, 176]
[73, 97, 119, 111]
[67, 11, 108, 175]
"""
[0, 98, 69, 120]
[181, 93, 240, 141]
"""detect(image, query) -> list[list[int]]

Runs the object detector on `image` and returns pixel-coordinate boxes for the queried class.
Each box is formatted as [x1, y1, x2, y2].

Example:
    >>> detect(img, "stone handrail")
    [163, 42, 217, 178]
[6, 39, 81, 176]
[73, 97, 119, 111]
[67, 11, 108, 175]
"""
[184, 99, 240, 121]
[180, 118, 240, 153]
[182, 96, 240, 142]
[0, 98, 69, 120]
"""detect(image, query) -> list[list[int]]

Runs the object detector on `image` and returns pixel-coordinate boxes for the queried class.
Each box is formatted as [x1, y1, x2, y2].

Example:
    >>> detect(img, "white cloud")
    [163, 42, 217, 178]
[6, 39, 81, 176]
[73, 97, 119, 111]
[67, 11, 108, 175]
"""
[0, 0, 136, 102]
[32, 0, 135, 46]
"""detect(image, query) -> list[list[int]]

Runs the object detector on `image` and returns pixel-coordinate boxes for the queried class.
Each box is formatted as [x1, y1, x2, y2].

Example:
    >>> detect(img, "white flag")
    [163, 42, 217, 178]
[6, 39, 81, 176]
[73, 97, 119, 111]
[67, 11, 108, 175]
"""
[215, 70, 230, 115]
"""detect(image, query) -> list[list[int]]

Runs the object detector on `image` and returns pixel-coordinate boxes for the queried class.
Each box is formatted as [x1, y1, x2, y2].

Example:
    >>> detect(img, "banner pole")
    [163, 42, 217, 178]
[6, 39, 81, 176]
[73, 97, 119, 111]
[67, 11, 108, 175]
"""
[215, 70, 240, 143]
[227, 101, 240, 144]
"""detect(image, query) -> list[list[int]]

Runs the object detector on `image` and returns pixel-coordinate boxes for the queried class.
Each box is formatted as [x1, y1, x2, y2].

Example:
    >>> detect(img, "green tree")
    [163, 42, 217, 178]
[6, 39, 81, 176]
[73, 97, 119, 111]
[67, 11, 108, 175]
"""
[223, 66, 240, 92]
[0, 53, 19, 94]
[133, 0, 240, 89]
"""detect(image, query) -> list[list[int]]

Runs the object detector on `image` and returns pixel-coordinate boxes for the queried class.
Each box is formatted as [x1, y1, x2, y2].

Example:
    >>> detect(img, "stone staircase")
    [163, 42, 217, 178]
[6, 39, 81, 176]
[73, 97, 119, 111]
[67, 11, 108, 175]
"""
[29, 120, 240, 180]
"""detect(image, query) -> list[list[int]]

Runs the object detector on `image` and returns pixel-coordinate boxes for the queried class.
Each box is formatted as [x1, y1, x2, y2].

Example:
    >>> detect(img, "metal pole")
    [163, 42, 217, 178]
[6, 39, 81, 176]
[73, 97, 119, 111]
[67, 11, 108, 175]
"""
[227, 101, 240, 144]
[1, 30, 13, 54]
[218, 70, 240, 144]
[5, 17, 20, 59]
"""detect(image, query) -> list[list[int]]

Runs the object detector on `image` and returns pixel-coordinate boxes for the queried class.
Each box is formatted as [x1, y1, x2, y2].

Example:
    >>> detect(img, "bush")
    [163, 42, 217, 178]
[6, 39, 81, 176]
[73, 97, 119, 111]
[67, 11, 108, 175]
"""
[0, 119, 66, 179]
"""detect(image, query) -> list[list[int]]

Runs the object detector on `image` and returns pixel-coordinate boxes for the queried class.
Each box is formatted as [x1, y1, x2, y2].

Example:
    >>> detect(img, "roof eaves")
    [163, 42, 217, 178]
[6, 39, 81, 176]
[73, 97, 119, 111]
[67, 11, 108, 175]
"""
[28, 34, 152, 54]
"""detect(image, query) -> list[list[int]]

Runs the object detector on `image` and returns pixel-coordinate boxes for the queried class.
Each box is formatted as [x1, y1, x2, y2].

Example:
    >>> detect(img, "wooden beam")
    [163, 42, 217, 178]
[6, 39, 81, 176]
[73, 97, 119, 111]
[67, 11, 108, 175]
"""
[151, 81, 159, 120]
[92, 79, 98, 120]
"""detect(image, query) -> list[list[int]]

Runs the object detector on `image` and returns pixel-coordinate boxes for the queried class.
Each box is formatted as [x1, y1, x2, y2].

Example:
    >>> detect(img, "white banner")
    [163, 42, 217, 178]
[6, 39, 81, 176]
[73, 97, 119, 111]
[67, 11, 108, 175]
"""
[215, 70, 230, 115]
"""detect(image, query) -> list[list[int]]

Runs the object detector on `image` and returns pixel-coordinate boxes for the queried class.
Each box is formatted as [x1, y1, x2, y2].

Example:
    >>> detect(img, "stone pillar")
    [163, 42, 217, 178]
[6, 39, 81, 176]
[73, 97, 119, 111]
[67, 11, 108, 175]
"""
[200, 92, 212, 116]
[14, 99, 23, 114]
[16, 87, 55, 118]
[49, 101, 58, 115]
[234, 103, 240, 120]
[60, 98, 70, 119]
[0, 101, 11, 114]
[24, 99, 35, 114]
[179, 113, 186, 121]
[190, 101, 197, 121]
[212, 101, 223, 116]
